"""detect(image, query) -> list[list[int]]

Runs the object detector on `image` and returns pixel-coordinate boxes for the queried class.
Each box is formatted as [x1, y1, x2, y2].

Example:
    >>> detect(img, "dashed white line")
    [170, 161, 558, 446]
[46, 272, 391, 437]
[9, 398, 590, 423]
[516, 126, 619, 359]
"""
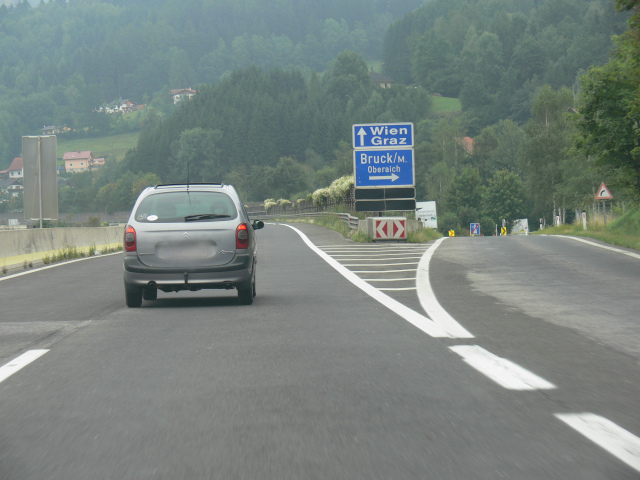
[449, 345, 556, 390]
[556, 413, 640, 473]
[0, 349, 49, 384]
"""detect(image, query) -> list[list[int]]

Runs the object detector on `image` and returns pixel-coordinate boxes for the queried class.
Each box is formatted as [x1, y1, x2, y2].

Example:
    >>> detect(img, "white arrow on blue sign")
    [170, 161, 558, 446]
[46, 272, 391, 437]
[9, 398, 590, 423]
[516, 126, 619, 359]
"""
[353, 148, 415, 188]
[353, 122, 414, 149]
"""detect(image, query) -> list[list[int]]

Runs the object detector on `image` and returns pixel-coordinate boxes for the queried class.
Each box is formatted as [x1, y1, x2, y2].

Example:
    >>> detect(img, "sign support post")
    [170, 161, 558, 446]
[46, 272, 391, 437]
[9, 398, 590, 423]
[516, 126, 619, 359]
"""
[594, 182, 613, 227]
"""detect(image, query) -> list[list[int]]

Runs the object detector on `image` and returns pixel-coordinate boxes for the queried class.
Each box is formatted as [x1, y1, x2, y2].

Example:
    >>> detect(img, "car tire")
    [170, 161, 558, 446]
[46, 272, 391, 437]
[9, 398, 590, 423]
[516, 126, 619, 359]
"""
[238, 268, 255, 305]
[125, 286, 143, 308]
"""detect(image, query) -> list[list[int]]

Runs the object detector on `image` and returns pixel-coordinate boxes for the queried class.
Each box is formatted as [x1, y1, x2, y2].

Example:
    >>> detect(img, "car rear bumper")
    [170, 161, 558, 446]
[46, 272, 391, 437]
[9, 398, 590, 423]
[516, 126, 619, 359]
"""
[123, 253, 254, 290]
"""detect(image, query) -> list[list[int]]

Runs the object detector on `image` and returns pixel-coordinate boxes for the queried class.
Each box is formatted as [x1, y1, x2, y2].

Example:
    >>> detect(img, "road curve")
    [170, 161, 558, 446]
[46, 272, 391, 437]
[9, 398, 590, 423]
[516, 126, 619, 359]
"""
[0, 224, 638, 479]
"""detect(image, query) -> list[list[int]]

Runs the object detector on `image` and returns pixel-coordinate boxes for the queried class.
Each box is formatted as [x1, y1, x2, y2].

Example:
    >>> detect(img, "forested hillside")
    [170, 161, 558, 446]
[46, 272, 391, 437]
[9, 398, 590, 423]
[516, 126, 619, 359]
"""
[2, 0, 637, 231]
[0, 0, 424, 164]
[383, 0, 630, 132]
[125, 52, 432, 203]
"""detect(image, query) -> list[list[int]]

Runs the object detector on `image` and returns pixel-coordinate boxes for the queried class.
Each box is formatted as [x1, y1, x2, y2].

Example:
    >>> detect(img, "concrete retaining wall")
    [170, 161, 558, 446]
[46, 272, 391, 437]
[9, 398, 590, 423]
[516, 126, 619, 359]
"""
[1, 226, 123, 267]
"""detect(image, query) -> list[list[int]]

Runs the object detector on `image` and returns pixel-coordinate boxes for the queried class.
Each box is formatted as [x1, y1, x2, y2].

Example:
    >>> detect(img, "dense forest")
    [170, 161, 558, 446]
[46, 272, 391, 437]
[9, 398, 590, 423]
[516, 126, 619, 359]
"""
[1, 0, 638, 232]
[383, 0, 630, 132]
[0, 0, 424, 163]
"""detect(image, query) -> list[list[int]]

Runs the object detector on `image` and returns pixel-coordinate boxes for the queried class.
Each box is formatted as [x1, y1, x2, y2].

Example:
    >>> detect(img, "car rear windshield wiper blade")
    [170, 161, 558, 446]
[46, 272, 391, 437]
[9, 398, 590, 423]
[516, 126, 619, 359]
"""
[184, 213, 230, 221]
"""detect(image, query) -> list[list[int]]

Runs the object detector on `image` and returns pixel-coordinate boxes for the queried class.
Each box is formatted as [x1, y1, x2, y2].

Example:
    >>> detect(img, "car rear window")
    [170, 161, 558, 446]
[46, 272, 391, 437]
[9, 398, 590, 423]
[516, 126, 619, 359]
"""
[134, 191, 238, 223]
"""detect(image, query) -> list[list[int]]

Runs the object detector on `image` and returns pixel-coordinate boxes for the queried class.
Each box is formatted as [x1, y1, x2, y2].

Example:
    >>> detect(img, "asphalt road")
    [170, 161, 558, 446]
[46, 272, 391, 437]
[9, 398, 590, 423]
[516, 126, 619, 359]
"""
[0, 224, 638, 479]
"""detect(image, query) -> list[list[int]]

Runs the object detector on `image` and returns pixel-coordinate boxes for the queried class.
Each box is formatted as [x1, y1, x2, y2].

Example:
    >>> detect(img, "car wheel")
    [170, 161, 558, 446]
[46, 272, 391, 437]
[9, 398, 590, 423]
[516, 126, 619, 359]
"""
[238, 269, 255, 305]
[143, 286, 157, 301]
[125, 286, 143, 308]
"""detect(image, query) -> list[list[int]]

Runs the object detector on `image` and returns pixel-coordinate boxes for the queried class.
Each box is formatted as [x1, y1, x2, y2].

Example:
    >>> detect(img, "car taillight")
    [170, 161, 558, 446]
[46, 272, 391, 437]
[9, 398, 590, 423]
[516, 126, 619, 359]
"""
[124, 225, 137, 252]
[236, 223, 249, 249]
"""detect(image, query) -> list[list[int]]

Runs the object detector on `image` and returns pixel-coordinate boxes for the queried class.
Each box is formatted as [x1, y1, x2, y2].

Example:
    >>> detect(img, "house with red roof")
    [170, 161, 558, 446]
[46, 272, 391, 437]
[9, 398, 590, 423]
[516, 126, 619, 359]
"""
[171, 88, 197, 104]
[0, 157, 24, 180]
[63, 151, 93, 174]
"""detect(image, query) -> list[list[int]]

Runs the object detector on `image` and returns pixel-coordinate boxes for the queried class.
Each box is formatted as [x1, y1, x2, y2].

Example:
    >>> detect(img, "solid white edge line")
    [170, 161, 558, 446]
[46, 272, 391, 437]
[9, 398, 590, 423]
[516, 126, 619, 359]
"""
[449, 345, 556, 390]
[416, 238, 474, 338]
[0, 349, 49, 384]
[558, 235, 640, 260]
[555, 413, 640, 472]
[0, 251, 122, 282]
[280, 224, 452, 338]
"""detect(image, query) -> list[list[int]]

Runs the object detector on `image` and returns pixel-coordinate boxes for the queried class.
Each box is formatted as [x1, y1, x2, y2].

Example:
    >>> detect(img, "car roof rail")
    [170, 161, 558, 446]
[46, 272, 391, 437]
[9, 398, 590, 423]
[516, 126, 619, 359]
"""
[154, 183, 224, 189]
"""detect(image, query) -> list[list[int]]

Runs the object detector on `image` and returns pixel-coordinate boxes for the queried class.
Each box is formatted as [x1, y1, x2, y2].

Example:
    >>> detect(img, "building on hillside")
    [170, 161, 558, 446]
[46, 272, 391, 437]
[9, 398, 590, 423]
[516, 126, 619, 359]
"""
[64, 151, 93, 174]
[91, 157, 105, 169]
[171, 88, 197, 104]
[41, 126, 60, 135]
[369, 72, 397, 89]
[0, 179, 23, 197]
[0, 157, 24, 180]
[98, 98, 144, 114]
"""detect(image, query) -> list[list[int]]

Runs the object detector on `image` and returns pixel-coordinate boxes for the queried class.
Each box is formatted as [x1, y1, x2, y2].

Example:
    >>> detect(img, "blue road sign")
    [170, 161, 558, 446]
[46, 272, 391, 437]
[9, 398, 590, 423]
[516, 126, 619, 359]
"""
[470, 223, 480, 236]
[353, 123, 414, 149]
[353, 149, 415, 188]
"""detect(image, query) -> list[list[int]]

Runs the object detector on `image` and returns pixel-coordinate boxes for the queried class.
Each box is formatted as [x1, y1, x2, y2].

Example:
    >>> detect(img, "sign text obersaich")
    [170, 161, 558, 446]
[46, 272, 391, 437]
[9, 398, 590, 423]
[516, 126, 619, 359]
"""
[353, 148, 415, 188]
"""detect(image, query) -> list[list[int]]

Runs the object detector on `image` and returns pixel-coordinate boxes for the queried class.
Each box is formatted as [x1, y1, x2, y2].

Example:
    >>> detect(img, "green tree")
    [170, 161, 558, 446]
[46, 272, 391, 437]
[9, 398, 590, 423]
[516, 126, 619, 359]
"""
[573, 3, 640, 198]
[481, 170, 527, 226]
[520, 85, 574, 222]
[444, 167, 483, 226]
[169, 127, 224, 183]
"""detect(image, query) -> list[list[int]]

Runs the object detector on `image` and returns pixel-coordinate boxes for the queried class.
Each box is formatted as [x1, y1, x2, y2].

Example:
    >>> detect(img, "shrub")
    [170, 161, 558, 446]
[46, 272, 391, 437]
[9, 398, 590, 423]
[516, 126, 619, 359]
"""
[312, 188, 330, 208]
[328, 175, 354, 204]
[438, 212, 460, 235]
[264, 198, 277, 213]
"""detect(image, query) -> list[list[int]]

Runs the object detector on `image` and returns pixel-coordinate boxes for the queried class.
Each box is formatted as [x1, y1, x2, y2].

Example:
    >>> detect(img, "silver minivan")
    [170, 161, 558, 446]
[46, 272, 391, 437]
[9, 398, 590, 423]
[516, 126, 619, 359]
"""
[123, 183, 264, 307]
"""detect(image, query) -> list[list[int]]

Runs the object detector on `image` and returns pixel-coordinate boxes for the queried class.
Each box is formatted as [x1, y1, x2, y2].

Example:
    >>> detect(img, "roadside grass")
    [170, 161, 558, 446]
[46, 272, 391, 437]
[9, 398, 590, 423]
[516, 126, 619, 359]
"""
[407, 228, 441, 243]
[57, 132, 139, 163]
[431, 96, 461, 113]
[533, 208, 640, 251]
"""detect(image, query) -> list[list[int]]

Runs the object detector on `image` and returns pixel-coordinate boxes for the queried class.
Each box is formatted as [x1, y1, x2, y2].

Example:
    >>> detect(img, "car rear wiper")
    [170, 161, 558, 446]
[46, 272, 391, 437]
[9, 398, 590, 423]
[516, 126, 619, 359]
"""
[184, 213, 230, 222]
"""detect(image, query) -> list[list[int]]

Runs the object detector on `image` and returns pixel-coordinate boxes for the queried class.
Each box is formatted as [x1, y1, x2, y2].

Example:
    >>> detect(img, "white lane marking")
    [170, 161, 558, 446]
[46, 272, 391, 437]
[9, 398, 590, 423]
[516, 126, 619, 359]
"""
[556, 413, 640, 472]
[281, 224, 453, 338]
[319, 245, 428, 250]
[558, 235, 640, 260]
[334, 256, 425, 261]
[352, 269, 417, 273]
[321, 248, 428, 253]
[0, 251, 122, 283]
[330, 252, 426, 257]
[449, 345, 556, 390]
[342, 262, 419, 267]
[416, 238, 474, 338]
[366, 278, 414, 282]
[0, 349, 49, 384]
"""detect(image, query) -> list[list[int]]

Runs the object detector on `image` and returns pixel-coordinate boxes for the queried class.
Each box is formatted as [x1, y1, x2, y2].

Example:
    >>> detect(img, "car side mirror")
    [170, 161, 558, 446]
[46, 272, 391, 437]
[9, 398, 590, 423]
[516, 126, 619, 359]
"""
[253, 220, 265, 230]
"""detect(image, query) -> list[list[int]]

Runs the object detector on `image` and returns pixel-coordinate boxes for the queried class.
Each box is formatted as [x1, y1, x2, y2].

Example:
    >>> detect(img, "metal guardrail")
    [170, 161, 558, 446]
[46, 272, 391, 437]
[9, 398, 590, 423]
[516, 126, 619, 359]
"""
[250, 211, 360, 230]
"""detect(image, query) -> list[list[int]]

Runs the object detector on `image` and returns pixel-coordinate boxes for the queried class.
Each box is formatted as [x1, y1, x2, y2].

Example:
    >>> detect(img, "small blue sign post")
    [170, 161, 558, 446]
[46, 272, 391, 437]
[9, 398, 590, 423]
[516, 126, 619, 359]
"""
[353, 149, 415, 188]
[470, 223, 480, 236]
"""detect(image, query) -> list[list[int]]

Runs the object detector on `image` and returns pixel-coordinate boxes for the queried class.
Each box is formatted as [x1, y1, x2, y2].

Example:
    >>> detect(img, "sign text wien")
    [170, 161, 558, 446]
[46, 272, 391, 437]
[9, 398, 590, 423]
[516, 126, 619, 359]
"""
[352, 122, 414, 149]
